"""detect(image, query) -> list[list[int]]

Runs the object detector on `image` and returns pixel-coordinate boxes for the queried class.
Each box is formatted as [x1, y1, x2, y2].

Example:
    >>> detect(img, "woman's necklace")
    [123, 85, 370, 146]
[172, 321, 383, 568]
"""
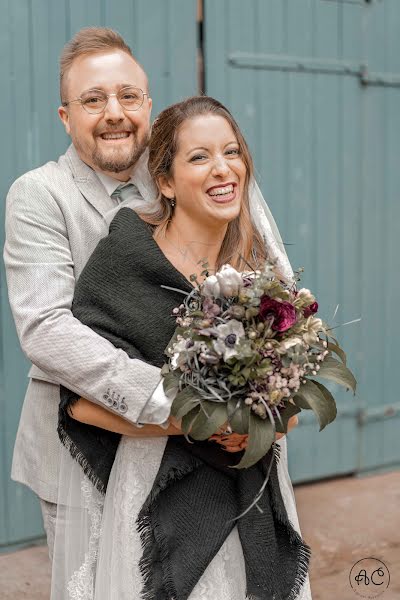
[163, 233, 217, 275]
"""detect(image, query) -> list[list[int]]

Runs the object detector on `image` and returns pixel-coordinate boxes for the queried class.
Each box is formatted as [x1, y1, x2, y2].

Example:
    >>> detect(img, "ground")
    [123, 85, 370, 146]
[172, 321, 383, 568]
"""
[0, 470, 399, 599]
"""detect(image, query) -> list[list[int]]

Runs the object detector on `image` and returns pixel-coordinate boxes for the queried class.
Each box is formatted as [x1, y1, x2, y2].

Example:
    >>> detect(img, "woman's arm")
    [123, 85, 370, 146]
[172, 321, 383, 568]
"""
[69, 398, 298, 448]
[69, 397, 182, 437]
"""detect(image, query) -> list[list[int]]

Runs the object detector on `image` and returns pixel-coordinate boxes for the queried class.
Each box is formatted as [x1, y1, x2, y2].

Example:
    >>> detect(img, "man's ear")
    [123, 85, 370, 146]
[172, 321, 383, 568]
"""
[157, 174, 175, 200]
[58, 105, 71, 135]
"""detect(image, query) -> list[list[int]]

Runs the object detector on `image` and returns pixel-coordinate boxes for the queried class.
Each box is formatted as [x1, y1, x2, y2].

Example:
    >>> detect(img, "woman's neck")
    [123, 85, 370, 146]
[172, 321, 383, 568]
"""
[156, 213, 228, 280]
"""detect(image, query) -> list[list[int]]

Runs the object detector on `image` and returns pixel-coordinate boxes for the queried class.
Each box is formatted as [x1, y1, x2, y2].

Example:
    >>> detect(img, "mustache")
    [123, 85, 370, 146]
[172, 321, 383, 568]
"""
[95, 124, 136, 136]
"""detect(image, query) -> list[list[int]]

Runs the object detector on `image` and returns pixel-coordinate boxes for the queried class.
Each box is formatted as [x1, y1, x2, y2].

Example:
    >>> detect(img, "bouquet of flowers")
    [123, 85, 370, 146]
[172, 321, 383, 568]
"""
[162, 262, 356, 469]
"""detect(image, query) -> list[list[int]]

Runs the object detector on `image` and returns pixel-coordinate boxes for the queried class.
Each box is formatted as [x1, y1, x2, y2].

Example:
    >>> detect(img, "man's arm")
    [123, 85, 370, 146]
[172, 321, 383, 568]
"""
[4, 174, 169, 424]
[68, 398, 182, 437]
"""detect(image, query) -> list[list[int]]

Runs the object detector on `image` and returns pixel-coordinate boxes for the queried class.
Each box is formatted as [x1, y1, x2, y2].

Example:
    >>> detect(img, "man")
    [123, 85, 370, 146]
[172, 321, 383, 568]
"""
[4, 27, 172, 557]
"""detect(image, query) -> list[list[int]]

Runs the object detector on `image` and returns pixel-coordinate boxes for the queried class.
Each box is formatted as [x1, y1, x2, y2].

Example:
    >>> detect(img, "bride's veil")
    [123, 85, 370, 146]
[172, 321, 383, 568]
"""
[50, 176, 312, 599]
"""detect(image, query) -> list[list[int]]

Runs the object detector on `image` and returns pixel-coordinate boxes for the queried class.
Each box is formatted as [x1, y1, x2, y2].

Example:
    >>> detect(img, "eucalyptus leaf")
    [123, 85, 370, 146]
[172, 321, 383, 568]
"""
[274, 403, 301, 434]
[181, 406, 201, 435]
[162, 371, 180, 400]
[312, 380, 338, 417]
[327, 341, 347, 365]
[189, 401, 228, 440]
[171, 387, 200, 419]
[318, 355, 356, 393]
[293, 379, 337, 431]
[327, 332, 339, 345]
[227, 399, 250, 435]
[233, 414, 275, 469]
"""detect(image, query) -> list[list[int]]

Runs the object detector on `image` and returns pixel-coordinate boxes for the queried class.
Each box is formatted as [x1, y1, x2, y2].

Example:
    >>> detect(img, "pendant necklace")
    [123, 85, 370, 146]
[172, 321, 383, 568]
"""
[163, 233, 217, 275]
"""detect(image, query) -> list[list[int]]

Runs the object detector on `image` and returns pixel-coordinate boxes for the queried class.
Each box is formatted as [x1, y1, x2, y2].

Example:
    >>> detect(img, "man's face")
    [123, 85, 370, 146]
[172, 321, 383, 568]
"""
[58, 50, 152, 180]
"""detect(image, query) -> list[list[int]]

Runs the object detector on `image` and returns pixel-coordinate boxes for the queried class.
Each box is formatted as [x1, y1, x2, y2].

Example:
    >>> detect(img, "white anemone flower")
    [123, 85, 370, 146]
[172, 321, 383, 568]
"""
[213, 319, 245, 360]
[170, 337, 202, 369]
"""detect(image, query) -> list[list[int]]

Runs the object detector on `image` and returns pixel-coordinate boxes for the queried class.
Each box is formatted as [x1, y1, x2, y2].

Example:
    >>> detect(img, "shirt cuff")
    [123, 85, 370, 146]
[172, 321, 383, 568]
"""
[136, 379, 173, 429]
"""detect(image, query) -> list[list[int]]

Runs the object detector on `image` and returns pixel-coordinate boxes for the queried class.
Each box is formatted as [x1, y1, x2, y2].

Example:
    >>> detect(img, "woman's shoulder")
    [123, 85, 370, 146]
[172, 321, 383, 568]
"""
[80, 209, 153, 277]
[109, 206, 151, 235]
[107, 207, 154, 250]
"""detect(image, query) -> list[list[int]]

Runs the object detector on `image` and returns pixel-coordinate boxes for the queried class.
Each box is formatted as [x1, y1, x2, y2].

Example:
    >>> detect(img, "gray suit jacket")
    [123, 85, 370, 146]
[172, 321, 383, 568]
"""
[4, 145, 165, 503]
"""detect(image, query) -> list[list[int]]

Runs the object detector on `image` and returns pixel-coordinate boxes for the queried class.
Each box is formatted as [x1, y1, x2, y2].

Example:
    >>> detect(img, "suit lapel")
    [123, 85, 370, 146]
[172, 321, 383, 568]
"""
[64, 144, 114, 218]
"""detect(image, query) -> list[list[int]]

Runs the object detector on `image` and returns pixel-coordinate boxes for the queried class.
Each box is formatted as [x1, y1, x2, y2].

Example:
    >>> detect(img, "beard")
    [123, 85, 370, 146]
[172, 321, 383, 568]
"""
[91, 129, 150, 173]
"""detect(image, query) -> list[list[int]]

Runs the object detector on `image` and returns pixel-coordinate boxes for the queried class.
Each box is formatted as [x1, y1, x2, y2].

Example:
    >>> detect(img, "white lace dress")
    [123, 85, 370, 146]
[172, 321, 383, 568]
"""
[53, 434, 312, 600]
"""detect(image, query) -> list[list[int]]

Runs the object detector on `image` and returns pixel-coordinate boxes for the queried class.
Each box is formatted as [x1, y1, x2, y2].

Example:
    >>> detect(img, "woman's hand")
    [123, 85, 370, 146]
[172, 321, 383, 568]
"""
[209, 432, 248, 453]
[208, 415, 299, 453]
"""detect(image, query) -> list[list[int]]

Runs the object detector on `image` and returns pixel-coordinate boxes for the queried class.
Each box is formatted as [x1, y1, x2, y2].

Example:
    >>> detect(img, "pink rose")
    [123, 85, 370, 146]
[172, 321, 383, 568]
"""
[259, 295, 297, 332]
[303, 301, 319, 318]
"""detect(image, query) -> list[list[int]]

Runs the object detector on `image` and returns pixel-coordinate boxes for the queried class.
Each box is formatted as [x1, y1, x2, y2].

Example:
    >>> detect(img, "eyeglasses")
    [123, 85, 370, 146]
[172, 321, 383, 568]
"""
[62, 86, 148, 114]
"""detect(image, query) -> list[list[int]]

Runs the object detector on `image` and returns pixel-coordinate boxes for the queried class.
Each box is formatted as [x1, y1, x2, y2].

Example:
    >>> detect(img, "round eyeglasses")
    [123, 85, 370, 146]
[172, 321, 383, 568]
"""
[62, 86, 148, 114]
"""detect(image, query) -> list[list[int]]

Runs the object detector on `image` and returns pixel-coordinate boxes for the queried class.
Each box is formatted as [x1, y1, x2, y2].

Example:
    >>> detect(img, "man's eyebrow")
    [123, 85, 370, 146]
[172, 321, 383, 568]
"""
[79, 87, 106, 95]
[79, 83, 139, 94]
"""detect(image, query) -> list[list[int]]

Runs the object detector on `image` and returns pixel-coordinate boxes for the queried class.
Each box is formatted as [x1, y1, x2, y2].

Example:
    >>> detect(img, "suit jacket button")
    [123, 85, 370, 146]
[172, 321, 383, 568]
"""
[119, 402, 128, 413]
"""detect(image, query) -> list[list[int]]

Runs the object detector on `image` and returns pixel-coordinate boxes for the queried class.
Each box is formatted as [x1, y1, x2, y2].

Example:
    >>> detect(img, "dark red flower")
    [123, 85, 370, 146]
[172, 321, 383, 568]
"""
[259, 295, 297, 332]
[303, 301, 319, 318]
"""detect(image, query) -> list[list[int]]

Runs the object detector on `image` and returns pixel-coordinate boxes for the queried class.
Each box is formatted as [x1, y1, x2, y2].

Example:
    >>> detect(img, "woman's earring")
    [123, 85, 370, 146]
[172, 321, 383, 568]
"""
[170, 198, 176, 208]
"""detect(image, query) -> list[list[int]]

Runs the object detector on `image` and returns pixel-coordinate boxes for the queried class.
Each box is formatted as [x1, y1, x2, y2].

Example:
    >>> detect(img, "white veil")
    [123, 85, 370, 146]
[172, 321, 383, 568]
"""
[50, 174, 312, 599]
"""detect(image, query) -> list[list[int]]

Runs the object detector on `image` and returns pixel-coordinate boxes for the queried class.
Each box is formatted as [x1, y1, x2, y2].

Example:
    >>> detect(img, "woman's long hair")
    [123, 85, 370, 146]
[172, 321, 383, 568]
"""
[141, 96, 267, 271]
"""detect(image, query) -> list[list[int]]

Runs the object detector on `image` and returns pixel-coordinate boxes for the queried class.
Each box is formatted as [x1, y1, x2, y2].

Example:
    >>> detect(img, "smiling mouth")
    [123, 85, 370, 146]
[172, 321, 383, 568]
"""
[100, 132, 131, 140]
[206, 183, 237, 203]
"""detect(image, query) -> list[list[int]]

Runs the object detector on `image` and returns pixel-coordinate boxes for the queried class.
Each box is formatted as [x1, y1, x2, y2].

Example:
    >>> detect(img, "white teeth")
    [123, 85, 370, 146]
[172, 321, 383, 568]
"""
[208, 184, 234, 196]
[101, 132, 129, 139]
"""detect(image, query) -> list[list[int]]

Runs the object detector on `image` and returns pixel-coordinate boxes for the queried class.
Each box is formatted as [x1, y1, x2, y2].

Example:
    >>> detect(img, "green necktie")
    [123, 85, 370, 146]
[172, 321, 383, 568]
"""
[111, 183, 138, 203]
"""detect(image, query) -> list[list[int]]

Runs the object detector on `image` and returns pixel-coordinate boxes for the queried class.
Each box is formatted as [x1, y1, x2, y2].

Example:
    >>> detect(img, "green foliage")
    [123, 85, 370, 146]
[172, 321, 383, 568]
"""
[234, 414, 275, 469]
[274, 403, 301, 434]
[189, 401, 228, 440]
[171, 387, 200, 419]
[317, 355, 356, 393]
[327, 341, 347, 365]
[293, 379, 337, 431]
[162, 370, 180, 400]
[227, 399, 250, 434]
[181, 407, 201, 435]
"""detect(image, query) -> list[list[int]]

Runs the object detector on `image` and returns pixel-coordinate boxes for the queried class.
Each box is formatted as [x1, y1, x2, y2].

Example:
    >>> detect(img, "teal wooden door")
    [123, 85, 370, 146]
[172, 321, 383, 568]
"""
[205, 0, 400, 482]
[0, 0, 198, 551]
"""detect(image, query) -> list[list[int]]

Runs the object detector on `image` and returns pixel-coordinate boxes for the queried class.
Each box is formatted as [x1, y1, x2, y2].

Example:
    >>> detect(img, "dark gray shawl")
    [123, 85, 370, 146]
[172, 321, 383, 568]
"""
[58, 208, 310, 600]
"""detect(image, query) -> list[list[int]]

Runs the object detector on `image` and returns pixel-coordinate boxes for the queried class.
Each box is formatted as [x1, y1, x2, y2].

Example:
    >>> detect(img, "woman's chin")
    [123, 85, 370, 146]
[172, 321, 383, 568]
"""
[204, 201, 241, 224]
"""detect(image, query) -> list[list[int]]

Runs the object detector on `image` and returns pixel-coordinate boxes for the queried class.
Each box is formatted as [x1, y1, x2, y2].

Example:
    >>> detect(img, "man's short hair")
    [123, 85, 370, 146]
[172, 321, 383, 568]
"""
[59, 27, 142, 102]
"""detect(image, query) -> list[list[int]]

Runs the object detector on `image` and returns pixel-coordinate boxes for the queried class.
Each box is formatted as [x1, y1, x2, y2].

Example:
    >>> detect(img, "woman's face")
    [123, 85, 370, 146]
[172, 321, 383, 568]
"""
[160, 114, 247, 229]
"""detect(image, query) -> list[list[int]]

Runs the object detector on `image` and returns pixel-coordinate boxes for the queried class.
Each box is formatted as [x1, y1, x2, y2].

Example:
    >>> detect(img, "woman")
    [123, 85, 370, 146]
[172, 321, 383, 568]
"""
[53, 96, 312, 599]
